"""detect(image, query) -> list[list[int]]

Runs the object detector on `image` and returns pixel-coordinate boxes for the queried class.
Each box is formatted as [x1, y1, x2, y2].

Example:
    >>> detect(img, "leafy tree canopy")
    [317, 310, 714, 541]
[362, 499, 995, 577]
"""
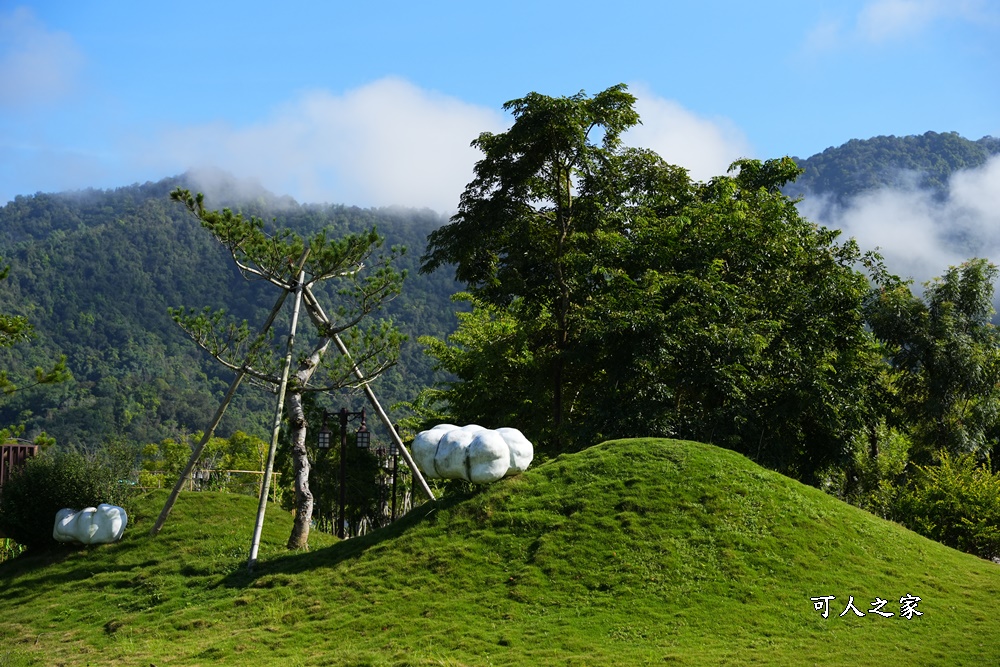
[420, 85, 891, 482]
[866, 258, 1000, 460]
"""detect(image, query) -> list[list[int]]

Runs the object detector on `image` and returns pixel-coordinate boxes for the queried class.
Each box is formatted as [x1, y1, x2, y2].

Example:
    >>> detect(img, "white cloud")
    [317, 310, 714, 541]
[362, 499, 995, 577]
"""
[623, 86, 754, 182]
[802, 0, 995, 51]
[0, 7, 84, 110]
[857, 0, 946, 42]
[139, 80, 753, 210]
[800, 155, 1000, 287]
[142, 77, 506, 212]
[802, 18, 845, 53]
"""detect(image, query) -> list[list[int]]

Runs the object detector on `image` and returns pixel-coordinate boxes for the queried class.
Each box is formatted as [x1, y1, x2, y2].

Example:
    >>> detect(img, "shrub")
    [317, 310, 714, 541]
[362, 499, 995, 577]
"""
[0, 448, 136, 550]
[0, 537, 26, 565]
[821, 424, 911, 520]
[895, 451, 1000, 560]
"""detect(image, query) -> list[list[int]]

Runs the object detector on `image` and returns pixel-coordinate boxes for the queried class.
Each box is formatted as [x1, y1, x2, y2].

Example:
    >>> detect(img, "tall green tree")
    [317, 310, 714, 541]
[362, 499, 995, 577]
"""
[421, 85, 890, 481]
[422, 84, 692, 446]
[576, 158, 888, 480]
[866, 258, 1000, 461]
[169, 190, 404, 549]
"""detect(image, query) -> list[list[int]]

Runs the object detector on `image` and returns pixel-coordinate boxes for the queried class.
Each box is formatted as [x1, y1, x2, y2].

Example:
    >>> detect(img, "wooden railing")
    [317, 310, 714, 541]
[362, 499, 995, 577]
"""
[138, 469, 281, 502]
[0, 443, 38, 491]
[0, 443, 38, 539]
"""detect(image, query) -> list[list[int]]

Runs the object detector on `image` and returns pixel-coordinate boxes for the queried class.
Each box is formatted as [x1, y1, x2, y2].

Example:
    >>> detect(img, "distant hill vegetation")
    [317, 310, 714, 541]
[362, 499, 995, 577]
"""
[1, 129, 995, 451]
[0, 175, 460, 449]
[785, 131, 1000, 205]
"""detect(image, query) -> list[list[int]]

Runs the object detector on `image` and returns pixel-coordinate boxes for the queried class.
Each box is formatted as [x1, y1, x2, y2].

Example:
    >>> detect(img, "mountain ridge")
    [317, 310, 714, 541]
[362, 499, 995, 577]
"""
[1, 129, 995, 450]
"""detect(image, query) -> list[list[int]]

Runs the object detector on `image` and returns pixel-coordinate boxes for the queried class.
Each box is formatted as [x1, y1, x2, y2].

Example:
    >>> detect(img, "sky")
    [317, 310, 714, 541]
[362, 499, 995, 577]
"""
[1, 0, 999, 281]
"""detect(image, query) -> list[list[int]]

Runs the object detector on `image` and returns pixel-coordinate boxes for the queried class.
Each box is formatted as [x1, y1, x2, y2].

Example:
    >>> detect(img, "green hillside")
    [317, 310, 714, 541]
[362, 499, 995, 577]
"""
[785, 131, 1000, 205]
[2, 438, 997, 666]
[0, 176, 460, 449]
[2, 128, 995, 452]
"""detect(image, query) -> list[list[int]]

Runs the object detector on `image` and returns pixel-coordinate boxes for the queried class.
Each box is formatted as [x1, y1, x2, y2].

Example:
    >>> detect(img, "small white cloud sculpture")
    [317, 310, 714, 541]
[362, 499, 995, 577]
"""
[412, 424, 533, 484]
[53, 504, 128, 545]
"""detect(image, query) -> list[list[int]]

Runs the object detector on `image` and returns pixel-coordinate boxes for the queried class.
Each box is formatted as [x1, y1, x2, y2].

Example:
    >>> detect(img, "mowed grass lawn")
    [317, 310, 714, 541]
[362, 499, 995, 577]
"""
[2, 438, 999, 666]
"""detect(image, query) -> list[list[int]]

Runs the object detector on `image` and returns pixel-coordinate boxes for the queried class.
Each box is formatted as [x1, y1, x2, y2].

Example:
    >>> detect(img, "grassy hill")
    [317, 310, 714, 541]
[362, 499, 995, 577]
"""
[2, 438, 999, 665]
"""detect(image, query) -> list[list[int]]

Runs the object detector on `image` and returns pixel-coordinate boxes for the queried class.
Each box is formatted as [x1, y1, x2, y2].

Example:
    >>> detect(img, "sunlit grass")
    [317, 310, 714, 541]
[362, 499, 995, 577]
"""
[2, 438, 999, 665]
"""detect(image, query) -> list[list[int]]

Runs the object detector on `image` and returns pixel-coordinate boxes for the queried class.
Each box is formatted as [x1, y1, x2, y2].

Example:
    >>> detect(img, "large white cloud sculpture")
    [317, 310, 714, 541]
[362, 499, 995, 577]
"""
[53, 504, 128, 545]
[411, 424, 533, 484]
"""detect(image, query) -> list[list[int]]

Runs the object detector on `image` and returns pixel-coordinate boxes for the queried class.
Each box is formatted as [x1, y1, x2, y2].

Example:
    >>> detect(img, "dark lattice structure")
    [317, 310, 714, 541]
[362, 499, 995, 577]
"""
[0, 444, 37, 492]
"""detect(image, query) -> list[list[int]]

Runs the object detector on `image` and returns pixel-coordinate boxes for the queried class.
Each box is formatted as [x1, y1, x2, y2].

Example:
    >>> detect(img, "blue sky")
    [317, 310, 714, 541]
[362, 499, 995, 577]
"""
[1, 0, 998, 214]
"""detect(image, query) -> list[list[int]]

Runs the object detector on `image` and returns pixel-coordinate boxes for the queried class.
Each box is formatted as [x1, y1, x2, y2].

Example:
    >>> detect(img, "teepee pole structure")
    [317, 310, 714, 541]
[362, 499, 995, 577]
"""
[303, 286, 435, 502]
[150, 281, 295, 537]
[247, 251, 310, 571]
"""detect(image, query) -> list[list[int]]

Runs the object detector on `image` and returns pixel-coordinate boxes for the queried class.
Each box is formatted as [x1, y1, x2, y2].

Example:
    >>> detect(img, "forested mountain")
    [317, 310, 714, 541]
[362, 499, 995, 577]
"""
[2, 129, 997, 453]
[785, 131, 1000, 205]
[0, 175, 459, 449]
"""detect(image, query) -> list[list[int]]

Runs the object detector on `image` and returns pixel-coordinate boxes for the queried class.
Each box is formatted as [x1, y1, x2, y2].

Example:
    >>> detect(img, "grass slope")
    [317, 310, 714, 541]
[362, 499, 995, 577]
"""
[2, 438, 999, 666]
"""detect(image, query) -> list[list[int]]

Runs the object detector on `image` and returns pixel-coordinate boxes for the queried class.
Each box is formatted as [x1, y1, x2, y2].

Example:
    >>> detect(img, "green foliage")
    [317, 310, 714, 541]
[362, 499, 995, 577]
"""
[867, 258, 1000, 460]
[821, 422, 912, 519]
[415, 293, 552, 435]
[140, 437, 195, 477]
[0, 258, 69, 445]
[896, 451, 1000, 560]
[138, 431, 271, 498]
[422, 86, 890, 481]
[580, 159, 888, 481]
[0, 177, 459, 449]
[786, 130, 1000, 205]
[0, 537, 26, 565]
[0, 447, 136, 550]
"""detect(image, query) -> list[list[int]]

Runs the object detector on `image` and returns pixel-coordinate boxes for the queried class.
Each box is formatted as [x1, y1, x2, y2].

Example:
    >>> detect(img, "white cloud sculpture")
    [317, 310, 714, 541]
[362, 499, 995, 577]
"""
[412, 424, 533, 484]
[53, 504, 128, 545]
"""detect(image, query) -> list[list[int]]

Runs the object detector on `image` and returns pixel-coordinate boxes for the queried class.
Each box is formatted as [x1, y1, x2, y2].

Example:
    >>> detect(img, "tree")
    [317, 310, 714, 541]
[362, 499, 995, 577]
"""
[866, 258, 1000, 461]
[421, 85, 890, 481]
[578, 158, 888, 480]
[169, 190, 404, 549]
[0, 260, 69, 445]
[422, 84, 692, 447]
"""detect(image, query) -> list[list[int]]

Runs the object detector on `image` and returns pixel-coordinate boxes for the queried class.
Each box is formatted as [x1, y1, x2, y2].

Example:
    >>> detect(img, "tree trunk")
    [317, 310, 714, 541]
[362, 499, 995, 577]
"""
[286, 390, 313, 549]
[284, 335, 332, 550]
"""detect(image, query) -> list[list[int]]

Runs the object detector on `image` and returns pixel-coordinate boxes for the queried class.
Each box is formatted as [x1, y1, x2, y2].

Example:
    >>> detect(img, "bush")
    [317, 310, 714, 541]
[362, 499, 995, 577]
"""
[0, 537, 26, 565]
[821, 424, 911, 520]
[896, 451, 1000, 560]
[0, 448, 136, 550]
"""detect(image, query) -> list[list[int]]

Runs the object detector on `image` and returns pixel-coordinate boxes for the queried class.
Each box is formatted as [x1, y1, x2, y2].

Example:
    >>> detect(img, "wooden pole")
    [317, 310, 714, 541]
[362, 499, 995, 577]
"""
[302, 286, 435, 502]
[150, 280, 296, 537]
[247, 250, 310, 572]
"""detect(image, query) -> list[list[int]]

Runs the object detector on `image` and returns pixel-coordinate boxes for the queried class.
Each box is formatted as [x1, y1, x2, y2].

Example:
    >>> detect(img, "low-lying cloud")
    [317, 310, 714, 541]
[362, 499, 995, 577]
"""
[141, 78, 507, 213]
[137, 79, 751, 213]
[625, 85, 753, 182]
[798, 155, 1000, 287]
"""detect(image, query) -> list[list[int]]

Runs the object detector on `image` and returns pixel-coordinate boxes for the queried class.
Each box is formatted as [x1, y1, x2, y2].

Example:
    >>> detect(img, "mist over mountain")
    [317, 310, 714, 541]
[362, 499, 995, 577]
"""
[787, 131, 1000, 287]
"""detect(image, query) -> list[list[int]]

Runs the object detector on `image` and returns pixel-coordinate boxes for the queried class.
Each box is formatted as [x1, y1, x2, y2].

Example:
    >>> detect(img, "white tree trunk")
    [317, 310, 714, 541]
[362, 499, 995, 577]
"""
[285, 390, 313, 549]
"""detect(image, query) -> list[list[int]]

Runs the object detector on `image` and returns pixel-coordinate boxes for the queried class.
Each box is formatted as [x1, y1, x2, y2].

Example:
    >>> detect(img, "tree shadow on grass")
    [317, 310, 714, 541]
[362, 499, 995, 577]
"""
[0, 551, 161, 609]
[220, 488, 475, 589]
[0, 526, 165, 605]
